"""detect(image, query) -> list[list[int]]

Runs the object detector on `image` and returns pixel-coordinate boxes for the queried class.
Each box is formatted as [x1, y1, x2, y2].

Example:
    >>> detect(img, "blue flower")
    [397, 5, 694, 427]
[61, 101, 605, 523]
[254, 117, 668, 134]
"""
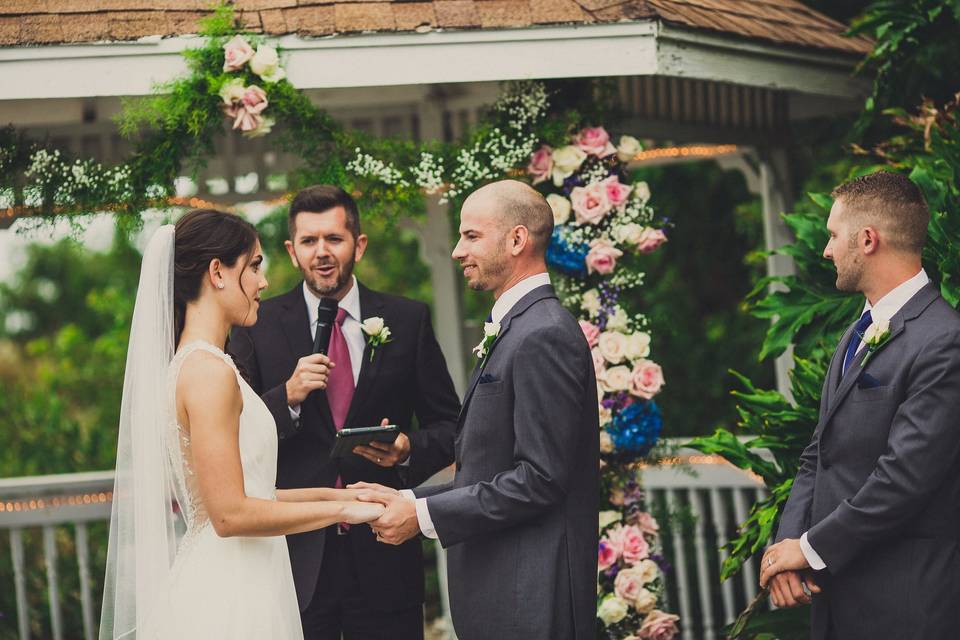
[609, 400, 663, 458]
[546, 228, 589, 276]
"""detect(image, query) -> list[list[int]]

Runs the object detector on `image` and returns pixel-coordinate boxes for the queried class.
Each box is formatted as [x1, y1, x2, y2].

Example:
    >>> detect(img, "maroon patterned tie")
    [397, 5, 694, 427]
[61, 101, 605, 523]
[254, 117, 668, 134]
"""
[326, 307, 355, 431]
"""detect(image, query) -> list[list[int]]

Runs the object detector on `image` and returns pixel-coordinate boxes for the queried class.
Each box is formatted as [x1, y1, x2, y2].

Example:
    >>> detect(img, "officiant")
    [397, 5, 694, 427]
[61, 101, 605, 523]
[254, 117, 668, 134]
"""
[232, 185, 460, 640]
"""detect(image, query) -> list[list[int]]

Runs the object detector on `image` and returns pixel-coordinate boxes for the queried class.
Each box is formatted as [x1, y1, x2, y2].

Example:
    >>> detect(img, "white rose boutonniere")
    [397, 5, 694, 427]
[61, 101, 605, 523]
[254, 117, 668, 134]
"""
[473, 321, 501, 361]
[860, 317, 891, 369]
[361, 316, 392, 362]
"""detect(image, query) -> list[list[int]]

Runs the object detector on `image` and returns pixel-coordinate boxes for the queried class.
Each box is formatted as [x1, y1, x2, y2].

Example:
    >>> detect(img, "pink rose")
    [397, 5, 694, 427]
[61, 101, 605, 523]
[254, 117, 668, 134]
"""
[527, 146, 553, 185]
[614, 567, 646, 603]
[586, 239, 623, 275]
[607, 524, 650, 564]
[224, 103, 262, 132]
[636, 227, 668, 254]
[598, 539, 619, 571]
[630, 360, 664, 399]
[634, 511, 660, 536]
[576, 126, 616, 157]
[602, 175, 633, 207]
[223, 35, 255, 72]
[638, 610, 680, 640]
[580, 321, 600, 348]
[570, 182, 612, 225]
[241, 85, 269, 115]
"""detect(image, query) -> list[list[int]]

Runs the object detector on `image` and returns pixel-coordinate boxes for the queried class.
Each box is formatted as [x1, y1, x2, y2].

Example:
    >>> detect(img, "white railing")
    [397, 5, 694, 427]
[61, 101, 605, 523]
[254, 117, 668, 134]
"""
[0, 442, 767, 640]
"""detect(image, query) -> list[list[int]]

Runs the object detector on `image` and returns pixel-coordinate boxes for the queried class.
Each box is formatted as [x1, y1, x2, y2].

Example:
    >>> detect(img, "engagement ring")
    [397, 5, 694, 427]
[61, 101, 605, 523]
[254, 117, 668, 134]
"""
[767, 557, 774, 567]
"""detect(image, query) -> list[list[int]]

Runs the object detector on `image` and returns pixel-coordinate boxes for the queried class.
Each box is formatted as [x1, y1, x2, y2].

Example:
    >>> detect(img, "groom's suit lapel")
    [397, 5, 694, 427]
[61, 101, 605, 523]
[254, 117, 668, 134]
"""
[344, 284, 385, 429]
[457, 285, 557, 426]
[823, 283, 940, 426]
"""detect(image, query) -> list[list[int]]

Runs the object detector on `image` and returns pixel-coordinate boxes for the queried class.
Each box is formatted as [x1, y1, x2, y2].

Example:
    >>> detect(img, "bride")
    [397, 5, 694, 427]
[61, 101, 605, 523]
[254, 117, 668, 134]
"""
[99, 209, 384, 639]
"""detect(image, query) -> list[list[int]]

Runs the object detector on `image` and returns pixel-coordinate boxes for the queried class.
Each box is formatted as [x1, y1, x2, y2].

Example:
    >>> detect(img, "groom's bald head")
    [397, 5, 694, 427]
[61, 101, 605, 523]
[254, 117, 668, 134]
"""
[463, 180, 554, 256]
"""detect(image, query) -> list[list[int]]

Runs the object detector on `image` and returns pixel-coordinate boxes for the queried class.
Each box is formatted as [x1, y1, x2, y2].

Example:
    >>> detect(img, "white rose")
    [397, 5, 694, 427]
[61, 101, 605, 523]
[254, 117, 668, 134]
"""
[616, 135, 642, 163]
[483, 321, 501, 338]
[634, 181, 651, 205]
[635, 558, 659, 584]
[361, 316, 385, 335]
[219, 78, 246, 105]
[599, 429, 614, 454]
[601, 365, 632, 392]
[605, 306, 630, 332]
[863, 318, 890, 344]
[598, 595, 629, 626]
[598, 331, 628, 364]
[634, 587, 657, 614]
[625, 332, 651, 361]
[581, 289, 602, 318]
[250, 45, 285, 83]
[612, 222, 645, 245]
[551, 145, 587, 186]
[597, 381, 605, 403]
[599, 510, 622, 532]
[546, 193, 572, 225]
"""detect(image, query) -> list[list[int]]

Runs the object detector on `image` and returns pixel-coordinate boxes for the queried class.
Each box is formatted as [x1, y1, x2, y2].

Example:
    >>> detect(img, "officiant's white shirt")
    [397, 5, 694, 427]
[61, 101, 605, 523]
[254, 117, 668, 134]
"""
[401, 272, 552, 540]
[800, 268, 929, 570]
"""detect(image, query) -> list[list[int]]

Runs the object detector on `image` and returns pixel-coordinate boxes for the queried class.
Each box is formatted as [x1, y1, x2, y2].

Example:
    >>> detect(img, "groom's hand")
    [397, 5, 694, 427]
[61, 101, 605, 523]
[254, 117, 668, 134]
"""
[359, 492, 419, 545]
[353, 418, 411, 467]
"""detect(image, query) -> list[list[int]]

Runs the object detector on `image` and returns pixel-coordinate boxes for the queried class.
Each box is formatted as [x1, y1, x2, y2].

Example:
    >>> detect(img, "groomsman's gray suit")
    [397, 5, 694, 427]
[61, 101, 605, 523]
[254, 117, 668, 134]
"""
[414, 284, 600, 640]
[777, 282, 960, 640]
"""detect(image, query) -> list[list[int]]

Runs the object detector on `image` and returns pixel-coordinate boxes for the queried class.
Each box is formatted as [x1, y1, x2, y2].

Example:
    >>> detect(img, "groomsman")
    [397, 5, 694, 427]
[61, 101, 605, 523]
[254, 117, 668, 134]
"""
[759, 172, 960, 640]
[232, 185, 460, 640]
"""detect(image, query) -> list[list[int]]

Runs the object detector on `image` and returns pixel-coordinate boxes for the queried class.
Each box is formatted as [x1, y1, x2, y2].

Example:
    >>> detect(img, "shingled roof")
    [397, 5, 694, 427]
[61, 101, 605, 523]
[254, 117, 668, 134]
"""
[0, 0, 872, 56]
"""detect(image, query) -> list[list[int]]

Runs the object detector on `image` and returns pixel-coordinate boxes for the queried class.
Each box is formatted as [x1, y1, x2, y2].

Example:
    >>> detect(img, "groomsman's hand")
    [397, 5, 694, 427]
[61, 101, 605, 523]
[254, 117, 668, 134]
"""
[353, 418, 411, 467]
[285, 354, 334, 405]
[360, 492, 420, 545]
[767, 570, 821, 608]
[760, 539, 811, 589]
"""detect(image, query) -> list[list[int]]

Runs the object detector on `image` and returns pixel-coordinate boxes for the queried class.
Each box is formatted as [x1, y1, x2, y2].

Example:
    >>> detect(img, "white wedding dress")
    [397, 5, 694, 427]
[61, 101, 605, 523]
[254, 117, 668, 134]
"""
[140, 340, 304, 639]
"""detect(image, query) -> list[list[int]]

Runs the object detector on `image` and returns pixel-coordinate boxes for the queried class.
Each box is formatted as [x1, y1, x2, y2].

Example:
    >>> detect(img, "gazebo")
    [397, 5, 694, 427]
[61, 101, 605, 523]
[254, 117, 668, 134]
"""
[0, 2, 870, 638]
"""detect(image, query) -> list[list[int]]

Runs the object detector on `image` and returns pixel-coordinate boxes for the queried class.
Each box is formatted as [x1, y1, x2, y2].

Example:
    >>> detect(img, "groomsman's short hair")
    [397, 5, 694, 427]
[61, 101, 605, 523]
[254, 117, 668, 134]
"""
[288, 185, 361, 239]
[831, 171, 929, 254]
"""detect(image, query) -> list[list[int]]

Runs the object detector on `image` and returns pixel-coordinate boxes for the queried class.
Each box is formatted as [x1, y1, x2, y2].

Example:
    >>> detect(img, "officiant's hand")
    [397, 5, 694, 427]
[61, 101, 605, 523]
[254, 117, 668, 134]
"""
[285, 354, 334, 405]
[760, 539, 811, 589]
[353, 418, 411, 467]
[359, 492, 419, 545]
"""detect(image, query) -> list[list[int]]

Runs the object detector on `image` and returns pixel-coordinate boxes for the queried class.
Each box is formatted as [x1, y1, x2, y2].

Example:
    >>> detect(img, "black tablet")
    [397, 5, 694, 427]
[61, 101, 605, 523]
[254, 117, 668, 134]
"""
[330, 424, 400, 459]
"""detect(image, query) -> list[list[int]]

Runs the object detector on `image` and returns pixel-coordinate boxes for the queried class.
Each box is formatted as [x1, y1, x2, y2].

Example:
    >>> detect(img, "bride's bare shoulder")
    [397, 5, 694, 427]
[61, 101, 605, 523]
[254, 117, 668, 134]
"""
[177, 350, 241, 413]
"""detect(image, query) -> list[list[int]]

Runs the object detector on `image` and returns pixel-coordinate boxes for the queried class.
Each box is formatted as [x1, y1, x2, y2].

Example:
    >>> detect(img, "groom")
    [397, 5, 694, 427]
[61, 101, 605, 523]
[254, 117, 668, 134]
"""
[358, 180, 600, 640]
[232, 185, 461, 640]
[759, 172, 960, 639]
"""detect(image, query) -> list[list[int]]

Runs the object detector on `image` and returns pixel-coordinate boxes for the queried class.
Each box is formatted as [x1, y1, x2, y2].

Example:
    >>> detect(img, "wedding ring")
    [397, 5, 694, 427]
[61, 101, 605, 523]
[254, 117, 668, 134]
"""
[767, 557, 774, 567]
[377, 457, 382, 463]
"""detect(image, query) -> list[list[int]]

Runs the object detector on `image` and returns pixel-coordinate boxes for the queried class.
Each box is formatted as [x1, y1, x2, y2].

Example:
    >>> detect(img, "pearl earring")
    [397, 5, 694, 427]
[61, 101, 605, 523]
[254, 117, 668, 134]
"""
[217, 282, 225, 290]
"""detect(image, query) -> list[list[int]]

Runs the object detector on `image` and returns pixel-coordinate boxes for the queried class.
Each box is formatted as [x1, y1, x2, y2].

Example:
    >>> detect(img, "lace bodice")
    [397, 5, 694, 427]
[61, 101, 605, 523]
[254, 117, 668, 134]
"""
[166, 341, 279, 540]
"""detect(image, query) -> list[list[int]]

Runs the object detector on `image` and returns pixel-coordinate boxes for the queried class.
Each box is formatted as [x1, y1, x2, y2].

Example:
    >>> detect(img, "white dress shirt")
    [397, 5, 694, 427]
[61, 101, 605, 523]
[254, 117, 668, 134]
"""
[289, 277, 365, 419]
[400, 272, 553, 540]
[800, 268, 930, 570]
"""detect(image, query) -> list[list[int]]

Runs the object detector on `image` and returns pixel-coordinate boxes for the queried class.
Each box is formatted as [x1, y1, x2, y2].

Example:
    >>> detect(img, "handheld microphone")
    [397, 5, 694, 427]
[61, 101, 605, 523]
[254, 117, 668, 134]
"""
[313, 297, 339, 355]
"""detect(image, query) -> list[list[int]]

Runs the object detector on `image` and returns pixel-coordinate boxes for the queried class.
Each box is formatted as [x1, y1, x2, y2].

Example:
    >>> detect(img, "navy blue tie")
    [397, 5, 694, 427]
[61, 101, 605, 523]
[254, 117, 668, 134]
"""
[842, 310, 873, 375]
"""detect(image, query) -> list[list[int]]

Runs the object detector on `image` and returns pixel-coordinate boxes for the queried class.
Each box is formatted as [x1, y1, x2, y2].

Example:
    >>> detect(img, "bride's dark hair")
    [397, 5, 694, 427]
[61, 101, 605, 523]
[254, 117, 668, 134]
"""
[173, 209, 259, 349]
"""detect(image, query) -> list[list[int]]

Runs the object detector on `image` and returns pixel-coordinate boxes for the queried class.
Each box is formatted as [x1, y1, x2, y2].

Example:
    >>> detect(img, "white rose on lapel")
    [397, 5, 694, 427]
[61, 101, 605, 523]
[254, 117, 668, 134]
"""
[361, 316, 391, 362]
[473, 321, 501, 360]
[860, 317, 892, 369]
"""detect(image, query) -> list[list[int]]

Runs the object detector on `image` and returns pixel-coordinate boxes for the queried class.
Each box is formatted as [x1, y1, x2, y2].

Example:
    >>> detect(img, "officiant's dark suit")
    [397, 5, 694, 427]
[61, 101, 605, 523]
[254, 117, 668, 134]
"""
[232, 186, 460, 640]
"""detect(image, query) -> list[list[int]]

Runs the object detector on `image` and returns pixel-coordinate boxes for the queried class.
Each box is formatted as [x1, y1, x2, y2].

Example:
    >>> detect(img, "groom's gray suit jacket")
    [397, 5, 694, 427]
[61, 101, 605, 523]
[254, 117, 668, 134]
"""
[777, 282, 960, 640]
[414, 284, 599, 640]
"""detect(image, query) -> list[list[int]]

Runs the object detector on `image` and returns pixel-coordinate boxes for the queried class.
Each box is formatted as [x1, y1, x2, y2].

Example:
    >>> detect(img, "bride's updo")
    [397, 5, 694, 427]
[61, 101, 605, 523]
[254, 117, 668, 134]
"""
[173, 209, 259, 347]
